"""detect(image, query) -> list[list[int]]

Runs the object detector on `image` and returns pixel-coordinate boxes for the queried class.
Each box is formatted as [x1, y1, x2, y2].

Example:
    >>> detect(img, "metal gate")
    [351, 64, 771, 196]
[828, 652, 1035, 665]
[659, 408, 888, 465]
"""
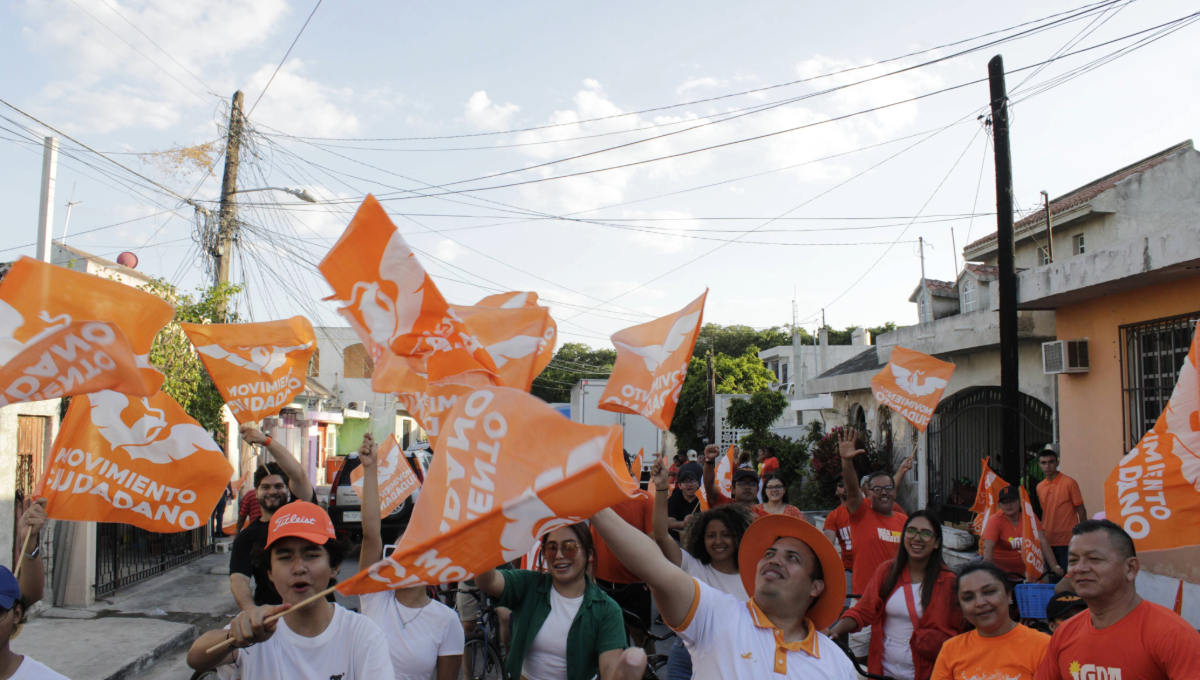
[926, 387, 1054, 524]
[95, 524, 215, 597]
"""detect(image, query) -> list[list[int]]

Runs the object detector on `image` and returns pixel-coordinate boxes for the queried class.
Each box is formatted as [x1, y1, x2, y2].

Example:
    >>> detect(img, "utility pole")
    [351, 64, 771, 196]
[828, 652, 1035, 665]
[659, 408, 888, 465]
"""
[1041, 190, 1054, 263]
[214, 90, 245, 293]
[706, 353, 716, 445]
[36, 136, 59, 263]
[989, 55, 1022, 487]
[62, 183, 82, 246]
[919, 237, 931, 323]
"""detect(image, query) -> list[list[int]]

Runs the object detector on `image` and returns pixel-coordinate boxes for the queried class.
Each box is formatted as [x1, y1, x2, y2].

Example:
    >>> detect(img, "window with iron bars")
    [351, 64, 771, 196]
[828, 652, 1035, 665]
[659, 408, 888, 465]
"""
[1120, 311, 1200, 452]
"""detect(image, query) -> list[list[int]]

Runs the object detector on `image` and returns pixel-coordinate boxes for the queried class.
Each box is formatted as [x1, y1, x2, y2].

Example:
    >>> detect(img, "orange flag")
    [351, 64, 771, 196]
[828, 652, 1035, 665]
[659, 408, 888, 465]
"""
[600, 291, 707, 430]
[970, 458, 1006, 537]
[36, 390, 233, 533]
[474, 291, 557, 376]
[0, 256, 174, 397]
[337, 386, 636, 593]
[1105, 326, 1200, 551]
[318, 196, 498, 383]
[450, 304, 554, 393]
[350, 435, 422, 516]
[233, 466, 253, 494]
[715, 445, 736, 498]
[0, 321, 152, 406]
[871, 346, 956, 432]
[397, 378, 489, 451]
[630, 448, 644, 487]
[181, 317, 316, 424]
[1019, 486, 1046, 581]
[1175, 580, 1185, 615]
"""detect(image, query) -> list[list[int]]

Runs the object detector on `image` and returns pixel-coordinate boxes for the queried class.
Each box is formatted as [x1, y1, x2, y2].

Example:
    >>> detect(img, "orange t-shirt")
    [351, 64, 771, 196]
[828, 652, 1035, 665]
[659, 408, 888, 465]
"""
[847, 501, 907, 596]
[591, 490, 653, 584]
[983, 513, 1026, 576]
[751, 504, 806, 520]
[1034, 600, 1200, 680]
[1036, 474, 1084, 546]
[932, 624, 1050, 680]
[824, 504, 855, 571]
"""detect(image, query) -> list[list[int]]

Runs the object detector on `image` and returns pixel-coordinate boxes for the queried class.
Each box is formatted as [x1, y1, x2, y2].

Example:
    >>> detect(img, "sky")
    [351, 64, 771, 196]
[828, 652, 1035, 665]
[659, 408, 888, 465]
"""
[3, 0, 1198, 349]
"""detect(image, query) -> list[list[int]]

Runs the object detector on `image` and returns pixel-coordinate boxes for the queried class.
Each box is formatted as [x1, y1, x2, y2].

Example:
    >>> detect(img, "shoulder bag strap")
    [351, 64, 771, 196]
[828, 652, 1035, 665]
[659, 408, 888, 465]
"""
[902, 572, 922, 629]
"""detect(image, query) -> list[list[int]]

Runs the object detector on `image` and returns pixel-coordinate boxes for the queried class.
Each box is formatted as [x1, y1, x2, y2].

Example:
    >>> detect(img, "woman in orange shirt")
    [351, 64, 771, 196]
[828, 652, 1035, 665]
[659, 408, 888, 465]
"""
[931, 562, 1050, 680]
[750, 472, 806, 520]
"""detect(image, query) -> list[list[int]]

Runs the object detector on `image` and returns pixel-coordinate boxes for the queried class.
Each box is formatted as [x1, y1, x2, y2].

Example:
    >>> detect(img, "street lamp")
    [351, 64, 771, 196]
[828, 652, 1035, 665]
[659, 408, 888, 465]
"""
[230, 186, 317, 203]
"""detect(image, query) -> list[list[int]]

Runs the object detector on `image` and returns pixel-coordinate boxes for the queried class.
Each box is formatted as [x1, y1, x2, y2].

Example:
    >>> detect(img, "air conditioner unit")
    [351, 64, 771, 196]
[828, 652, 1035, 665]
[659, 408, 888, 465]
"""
[1043, 339, 1089, 374]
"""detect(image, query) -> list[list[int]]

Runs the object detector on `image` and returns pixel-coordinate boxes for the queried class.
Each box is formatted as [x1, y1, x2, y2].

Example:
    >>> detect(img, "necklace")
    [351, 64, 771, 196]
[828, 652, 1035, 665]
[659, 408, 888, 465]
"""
[398, 600, 429, 629]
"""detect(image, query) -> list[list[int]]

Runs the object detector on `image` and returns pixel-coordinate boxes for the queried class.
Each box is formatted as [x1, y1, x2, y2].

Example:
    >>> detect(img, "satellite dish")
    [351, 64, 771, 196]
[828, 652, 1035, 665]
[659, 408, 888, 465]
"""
[116, 252, 138, 269]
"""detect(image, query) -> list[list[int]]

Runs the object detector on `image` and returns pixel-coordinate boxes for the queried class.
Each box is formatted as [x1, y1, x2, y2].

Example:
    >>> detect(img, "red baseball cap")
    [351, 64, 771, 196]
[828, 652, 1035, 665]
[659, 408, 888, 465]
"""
[266, 501, 336, 548]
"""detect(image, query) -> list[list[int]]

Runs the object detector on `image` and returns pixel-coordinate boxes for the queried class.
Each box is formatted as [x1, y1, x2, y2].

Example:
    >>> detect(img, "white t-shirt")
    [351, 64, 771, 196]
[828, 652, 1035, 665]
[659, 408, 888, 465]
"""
[677, 580, 856, 680]
[232, 603, 395, 680]
[881, 583, 922, 680]
[680, 549, 749, 602]
[360, 591, 465, 680]
[521, 587, 583, 680]
[12, 657, 69, 680]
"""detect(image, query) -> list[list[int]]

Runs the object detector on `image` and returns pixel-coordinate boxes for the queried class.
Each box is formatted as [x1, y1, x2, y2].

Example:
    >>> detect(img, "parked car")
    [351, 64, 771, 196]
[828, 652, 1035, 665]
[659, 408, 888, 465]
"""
[328, 441, 430, 545]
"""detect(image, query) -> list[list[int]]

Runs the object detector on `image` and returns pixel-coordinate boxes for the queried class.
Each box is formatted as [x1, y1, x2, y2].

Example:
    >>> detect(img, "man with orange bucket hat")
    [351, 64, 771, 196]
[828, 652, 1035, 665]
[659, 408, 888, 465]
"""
[591, 509, 856, 678]
[187, 502, 395, 679]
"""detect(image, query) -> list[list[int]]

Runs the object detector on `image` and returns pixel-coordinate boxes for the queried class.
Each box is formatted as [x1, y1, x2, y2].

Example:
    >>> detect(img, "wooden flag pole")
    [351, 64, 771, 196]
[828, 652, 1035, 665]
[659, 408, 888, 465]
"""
[12, 528, 33, 579]
[205, 583, 340, 654]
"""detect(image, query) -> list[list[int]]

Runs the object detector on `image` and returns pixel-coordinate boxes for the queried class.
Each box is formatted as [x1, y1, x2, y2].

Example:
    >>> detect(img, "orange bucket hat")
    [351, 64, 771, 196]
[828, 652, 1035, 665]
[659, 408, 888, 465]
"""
[737, 514, 846, 630]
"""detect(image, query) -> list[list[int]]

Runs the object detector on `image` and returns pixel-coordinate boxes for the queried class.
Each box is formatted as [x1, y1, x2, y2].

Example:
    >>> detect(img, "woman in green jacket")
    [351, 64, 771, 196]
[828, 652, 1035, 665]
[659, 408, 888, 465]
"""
[476, 523, 629, 680]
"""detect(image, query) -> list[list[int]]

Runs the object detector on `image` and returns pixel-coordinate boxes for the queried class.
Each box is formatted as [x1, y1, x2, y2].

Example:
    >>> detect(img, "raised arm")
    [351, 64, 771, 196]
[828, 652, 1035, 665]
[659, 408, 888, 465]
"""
[590, 508, 696, 628]
[649, 459, 682, 567]
[893, 455, 914, 488]
[14, 498, 47, 606]
[475, 568, 506, 599]
[701, 444, 721, 505]
[240, 424, 313, 502]
[358, 433, 384, 566]
[839, 428, 865, 514]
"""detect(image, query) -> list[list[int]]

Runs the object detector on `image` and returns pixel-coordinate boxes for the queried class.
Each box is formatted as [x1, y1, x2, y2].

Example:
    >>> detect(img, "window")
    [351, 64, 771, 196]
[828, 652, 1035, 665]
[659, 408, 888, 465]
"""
[919, 293, 932, 323]
[343, 343, 375, 379]
[781, 362, 788, 383]
[1120, 312, 1200, 451]
[1073, 233, 1085, 255]
[960, 279, 977, 313]
[307, 348, 320, 378]
[1039, 249, 1049, 266]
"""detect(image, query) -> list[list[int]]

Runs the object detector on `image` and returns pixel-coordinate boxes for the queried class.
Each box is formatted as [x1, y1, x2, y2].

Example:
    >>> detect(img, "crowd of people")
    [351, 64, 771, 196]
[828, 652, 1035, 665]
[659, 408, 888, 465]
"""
[10, 425, 1200, 680]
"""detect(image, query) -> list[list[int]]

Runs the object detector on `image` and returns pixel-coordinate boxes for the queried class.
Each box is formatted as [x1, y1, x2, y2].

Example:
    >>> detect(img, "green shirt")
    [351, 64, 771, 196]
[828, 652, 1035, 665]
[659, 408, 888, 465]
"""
[498, 570, 627, 680]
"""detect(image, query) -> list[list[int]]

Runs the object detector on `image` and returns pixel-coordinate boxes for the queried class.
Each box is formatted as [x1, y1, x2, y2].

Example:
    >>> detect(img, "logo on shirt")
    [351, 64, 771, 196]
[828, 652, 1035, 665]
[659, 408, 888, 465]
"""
[878, 528, 902, 543]
[1069, 661, 1122, 680]
[740, 653, 754, 660]
[1007, 536, 1024, 550]
[330, 674, 345, 680]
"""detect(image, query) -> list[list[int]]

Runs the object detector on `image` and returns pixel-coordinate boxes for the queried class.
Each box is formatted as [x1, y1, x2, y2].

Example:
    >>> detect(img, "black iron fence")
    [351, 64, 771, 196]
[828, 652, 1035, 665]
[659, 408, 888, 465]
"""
[1120, 311, 1200, 453]
[95, 523, 215, 598]
[927, 386, 1054, 524]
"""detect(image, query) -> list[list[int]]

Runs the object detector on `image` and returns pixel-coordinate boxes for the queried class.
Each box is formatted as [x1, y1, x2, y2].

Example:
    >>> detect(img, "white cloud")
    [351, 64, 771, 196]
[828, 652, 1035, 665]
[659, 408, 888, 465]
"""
[433, 238, 464, 262]
[463, 91, 520, 131]
[676, 76, 729, 94]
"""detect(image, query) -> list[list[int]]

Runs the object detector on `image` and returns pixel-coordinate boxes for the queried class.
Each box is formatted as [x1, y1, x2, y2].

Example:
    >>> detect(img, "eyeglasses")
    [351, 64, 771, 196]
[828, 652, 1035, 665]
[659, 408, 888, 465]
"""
[869, 485, 895, 494]
[765, 485, 786, 491]
[543, 540, 581, 558]
[904, 527, 935, 540]
[734, 479, 758, 488]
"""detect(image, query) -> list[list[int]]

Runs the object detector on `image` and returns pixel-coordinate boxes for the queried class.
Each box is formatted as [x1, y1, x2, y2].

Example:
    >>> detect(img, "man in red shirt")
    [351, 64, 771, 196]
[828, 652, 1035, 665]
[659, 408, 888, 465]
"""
[235, 487, 260, 534]
[837, 428, 908, 663]
[591, 450, 655, 650]
[1036, 447, 1087, 575]
[982, 485, 1063, 580]
[822, 475, 855, 604]
[1035, 520, 1200, 679]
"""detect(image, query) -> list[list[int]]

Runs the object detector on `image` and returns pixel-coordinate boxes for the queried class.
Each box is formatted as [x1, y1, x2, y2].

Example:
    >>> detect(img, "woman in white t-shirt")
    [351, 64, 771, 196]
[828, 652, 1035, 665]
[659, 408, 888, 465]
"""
[0, 564, 69, 679]
[187, 501, 395, 679]
[648, 459, 753, 680]
[357, 434, 464, 680]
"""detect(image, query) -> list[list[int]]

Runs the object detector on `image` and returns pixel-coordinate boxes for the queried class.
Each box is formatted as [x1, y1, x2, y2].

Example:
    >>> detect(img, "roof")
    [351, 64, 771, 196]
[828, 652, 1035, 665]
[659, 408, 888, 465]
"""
[963, 263, 999, 281]
[303, 377, 334, 399]
[965, 140, 1195, 252]
[55, 242, 152, 282]
[816, 347, 882, 379]
[908, 278, 957, 303]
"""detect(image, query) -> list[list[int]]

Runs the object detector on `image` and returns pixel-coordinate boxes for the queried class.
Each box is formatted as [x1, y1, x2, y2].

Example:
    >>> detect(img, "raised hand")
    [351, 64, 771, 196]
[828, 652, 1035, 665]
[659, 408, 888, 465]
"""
[358, 433, 378, 469]
[650, 459, 670, 489]
[703, 444, 720, 464]
[838, 428, 865, 460]
[898, 455, 914, 474]
[229, 603, 290, 648]
[17, 497, 47, 540]
[239, 423, 269, 446]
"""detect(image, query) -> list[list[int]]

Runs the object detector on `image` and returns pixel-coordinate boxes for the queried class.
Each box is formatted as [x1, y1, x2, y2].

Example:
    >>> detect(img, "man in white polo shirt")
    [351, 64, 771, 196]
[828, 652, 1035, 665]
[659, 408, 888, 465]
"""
[591, 507, 855, 678]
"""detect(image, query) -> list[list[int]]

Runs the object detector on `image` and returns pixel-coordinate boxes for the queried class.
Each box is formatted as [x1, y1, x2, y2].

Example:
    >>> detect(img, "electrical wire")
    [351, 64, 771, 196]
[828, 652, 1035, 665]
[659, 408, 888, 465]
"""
[247, 0, 324, 118]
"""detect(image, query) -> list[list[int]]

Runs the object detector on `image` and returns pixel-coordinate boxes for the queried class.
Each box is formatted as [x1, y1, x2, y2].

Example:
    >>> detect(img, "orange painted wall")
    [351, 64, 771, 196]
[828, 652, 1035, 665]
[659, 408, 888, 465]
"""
[1055, 274, 1200, 582]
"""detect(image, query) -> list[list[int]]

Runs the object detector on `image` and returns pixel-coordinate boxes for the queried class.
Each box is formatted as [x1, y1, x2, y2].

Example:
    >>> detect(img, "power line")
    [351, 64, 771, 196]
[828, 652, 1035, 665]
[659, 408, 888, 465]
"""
[247, 0, 324, 118]
[93, 0, 221, 97]
[0, 210, 173, 254]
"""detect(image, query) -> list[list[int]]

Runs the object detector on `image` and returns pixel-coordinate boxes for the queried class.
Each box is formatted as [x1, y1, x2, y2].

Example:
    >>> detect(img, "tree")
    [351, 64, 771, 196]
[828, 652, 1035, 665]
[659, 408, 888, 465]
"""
[798, 424, 891, 510]
[144, 279, 241, 444]
[696, 324, 801, 358]
[726, 390, 811, 496]
[530, 342, 616, 404]
[669, 346, 777, 454]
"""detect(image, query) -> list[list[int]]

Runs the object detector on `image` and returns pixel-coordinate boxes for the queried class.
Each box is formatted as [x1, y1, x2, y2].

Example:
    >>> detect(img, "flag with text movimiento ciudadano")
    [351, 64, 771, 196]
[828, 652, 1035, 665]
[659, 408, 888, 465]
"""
[870, 346, 956, 432]
[350, 434, 422, 517]
[1020, 485, 1046, 581]
[970, 458, 1006, 539]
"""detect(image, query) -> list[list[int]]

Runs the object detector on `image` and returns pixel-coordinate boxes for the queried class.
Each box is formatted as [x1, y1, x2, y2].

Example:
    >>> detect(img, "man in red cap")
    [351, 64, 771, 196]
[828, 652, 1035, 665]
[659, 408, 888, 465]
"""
[591, 508, 856, 678]
[188, 502, 395, 679]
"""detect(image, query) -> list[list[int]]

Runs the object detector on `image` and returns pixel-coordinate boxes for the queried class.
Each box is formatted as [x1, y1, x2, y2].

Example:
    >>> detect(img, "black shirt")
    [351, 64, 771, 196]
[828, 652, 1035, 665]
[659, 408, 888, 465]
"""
[230, 519, 280, 606]
[666, 490, 702, 541]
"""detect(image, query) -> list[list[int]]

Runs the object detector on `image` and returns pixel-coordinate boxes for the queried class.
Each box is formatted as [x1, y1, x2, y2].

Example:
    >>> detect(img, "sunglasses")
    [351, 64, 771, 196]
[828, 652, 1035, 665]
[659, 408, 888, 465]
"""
[543, 540, 581, 558]
[904, 527, 935, 540]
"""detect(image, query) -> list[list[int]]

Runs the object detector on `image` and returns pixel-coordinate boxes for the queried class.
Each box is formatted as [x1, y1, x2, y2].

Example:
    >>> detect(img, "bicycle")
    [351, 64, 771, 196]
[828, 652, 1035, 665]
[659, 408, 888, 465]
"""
[448, 587, 510, 680]
[620, 609, 675, 679]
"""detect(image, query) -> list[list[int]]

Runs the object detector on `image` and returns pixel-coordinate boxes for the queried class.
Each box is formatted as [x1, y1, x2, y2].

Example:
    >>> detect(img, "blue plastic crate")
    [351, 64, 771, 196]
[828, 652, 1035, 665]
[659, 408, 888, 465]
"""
[1014, 583, 1057, 619]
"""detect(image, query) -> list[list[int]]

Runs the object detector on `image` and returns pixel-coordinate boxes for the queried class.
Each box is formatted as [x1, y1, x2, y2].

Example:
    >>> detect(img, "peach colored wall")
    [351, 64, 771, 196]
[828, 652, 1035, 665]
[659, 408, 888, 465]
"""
[1056, 274, 1200, 582]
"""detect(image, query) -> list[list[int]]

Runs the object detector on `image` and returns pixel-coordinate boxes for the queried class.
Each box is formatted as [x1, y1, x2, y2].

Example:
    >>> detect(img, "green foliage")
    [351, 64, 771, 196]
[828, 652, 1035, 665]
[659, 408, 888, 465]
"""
[144, 279, 242, 444]
[727, 390, 807, 495]
[818, 322, 899, 346]
[798, 424, 892, 510]
[726, 390, 789, 433]
[530, 342, 616, 404]
[696, 324, 799, 357]
[669, 347, 778, 454]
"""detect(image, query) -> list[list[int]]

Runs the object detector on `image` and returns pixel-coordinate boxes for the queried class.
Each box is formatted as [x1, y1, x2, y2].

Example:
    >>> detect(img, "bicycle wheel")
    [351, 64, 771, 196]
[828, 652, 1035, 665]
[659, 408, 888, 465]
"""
[462, 637, 507, 680]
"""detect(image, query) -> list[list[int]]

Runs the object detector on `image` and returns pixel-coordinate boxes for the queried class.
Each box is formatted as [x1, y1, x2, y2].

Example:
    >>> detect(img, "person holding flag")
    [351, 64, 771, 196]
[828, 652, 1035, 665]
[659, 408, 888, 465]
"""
[0, 564, 69, 679]
[702, 444, 760, 508]
[187, 502, 395, 679]
[982, 485, 1062, 582]
[666, 462, 704, 540]
[591, 450, 655, 651]
[356, 434, 463, 680]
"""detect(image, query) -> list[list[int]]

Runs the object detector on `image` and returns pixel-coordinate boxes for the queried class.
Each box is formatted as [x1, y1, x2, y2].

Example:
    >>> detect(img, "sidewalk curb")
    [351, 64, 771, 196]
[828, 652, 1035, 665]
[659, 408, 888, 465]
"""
[104, 622, 201, 680]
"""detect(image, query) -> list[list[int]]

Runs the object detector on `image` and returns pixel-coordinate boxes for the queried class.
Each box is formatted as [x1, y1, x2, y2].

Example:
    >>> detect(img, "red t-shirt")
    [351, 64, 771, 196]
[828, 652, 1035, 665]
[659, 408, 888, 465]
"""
[239, 488, 261, 523]
[847, 501, 907, 596]
[983, 513, 1026, 576]
[1034, 600, 1200, 680]
[824, 504, 855, 571]
[592, 490, 653, 584]
[1036, 473, 1085, 547]
[759, 457, 780, 476]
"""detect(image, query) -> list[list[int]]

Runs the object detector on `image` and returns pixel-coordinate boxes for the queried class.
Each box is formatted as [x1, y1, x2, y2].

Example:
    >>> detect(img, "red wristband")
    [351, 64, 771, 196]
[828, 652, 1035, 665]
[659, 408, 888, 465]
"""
[262, 436, 272, 448]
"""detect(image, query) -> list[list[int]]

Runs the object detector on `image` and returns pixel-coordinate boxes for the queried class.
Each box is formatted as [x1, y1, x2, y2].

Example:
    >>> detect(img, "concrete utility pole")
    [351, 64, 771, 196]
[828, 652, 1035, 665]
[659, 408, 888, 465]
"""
[988, 56, 1022, 487]
[1042, 190, 1054, 263]
[919, 237, 931, 323]
[214, 90, 245, 290]
[36, 136, 59, 263]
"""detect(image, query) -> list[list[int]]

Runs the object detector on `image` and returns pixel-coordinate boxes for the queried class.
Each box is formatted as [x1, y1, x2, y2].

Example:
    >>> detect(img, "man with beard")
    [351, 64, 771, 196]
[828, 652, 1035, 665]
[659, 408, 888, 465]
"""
[229, 423, 315, 610]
